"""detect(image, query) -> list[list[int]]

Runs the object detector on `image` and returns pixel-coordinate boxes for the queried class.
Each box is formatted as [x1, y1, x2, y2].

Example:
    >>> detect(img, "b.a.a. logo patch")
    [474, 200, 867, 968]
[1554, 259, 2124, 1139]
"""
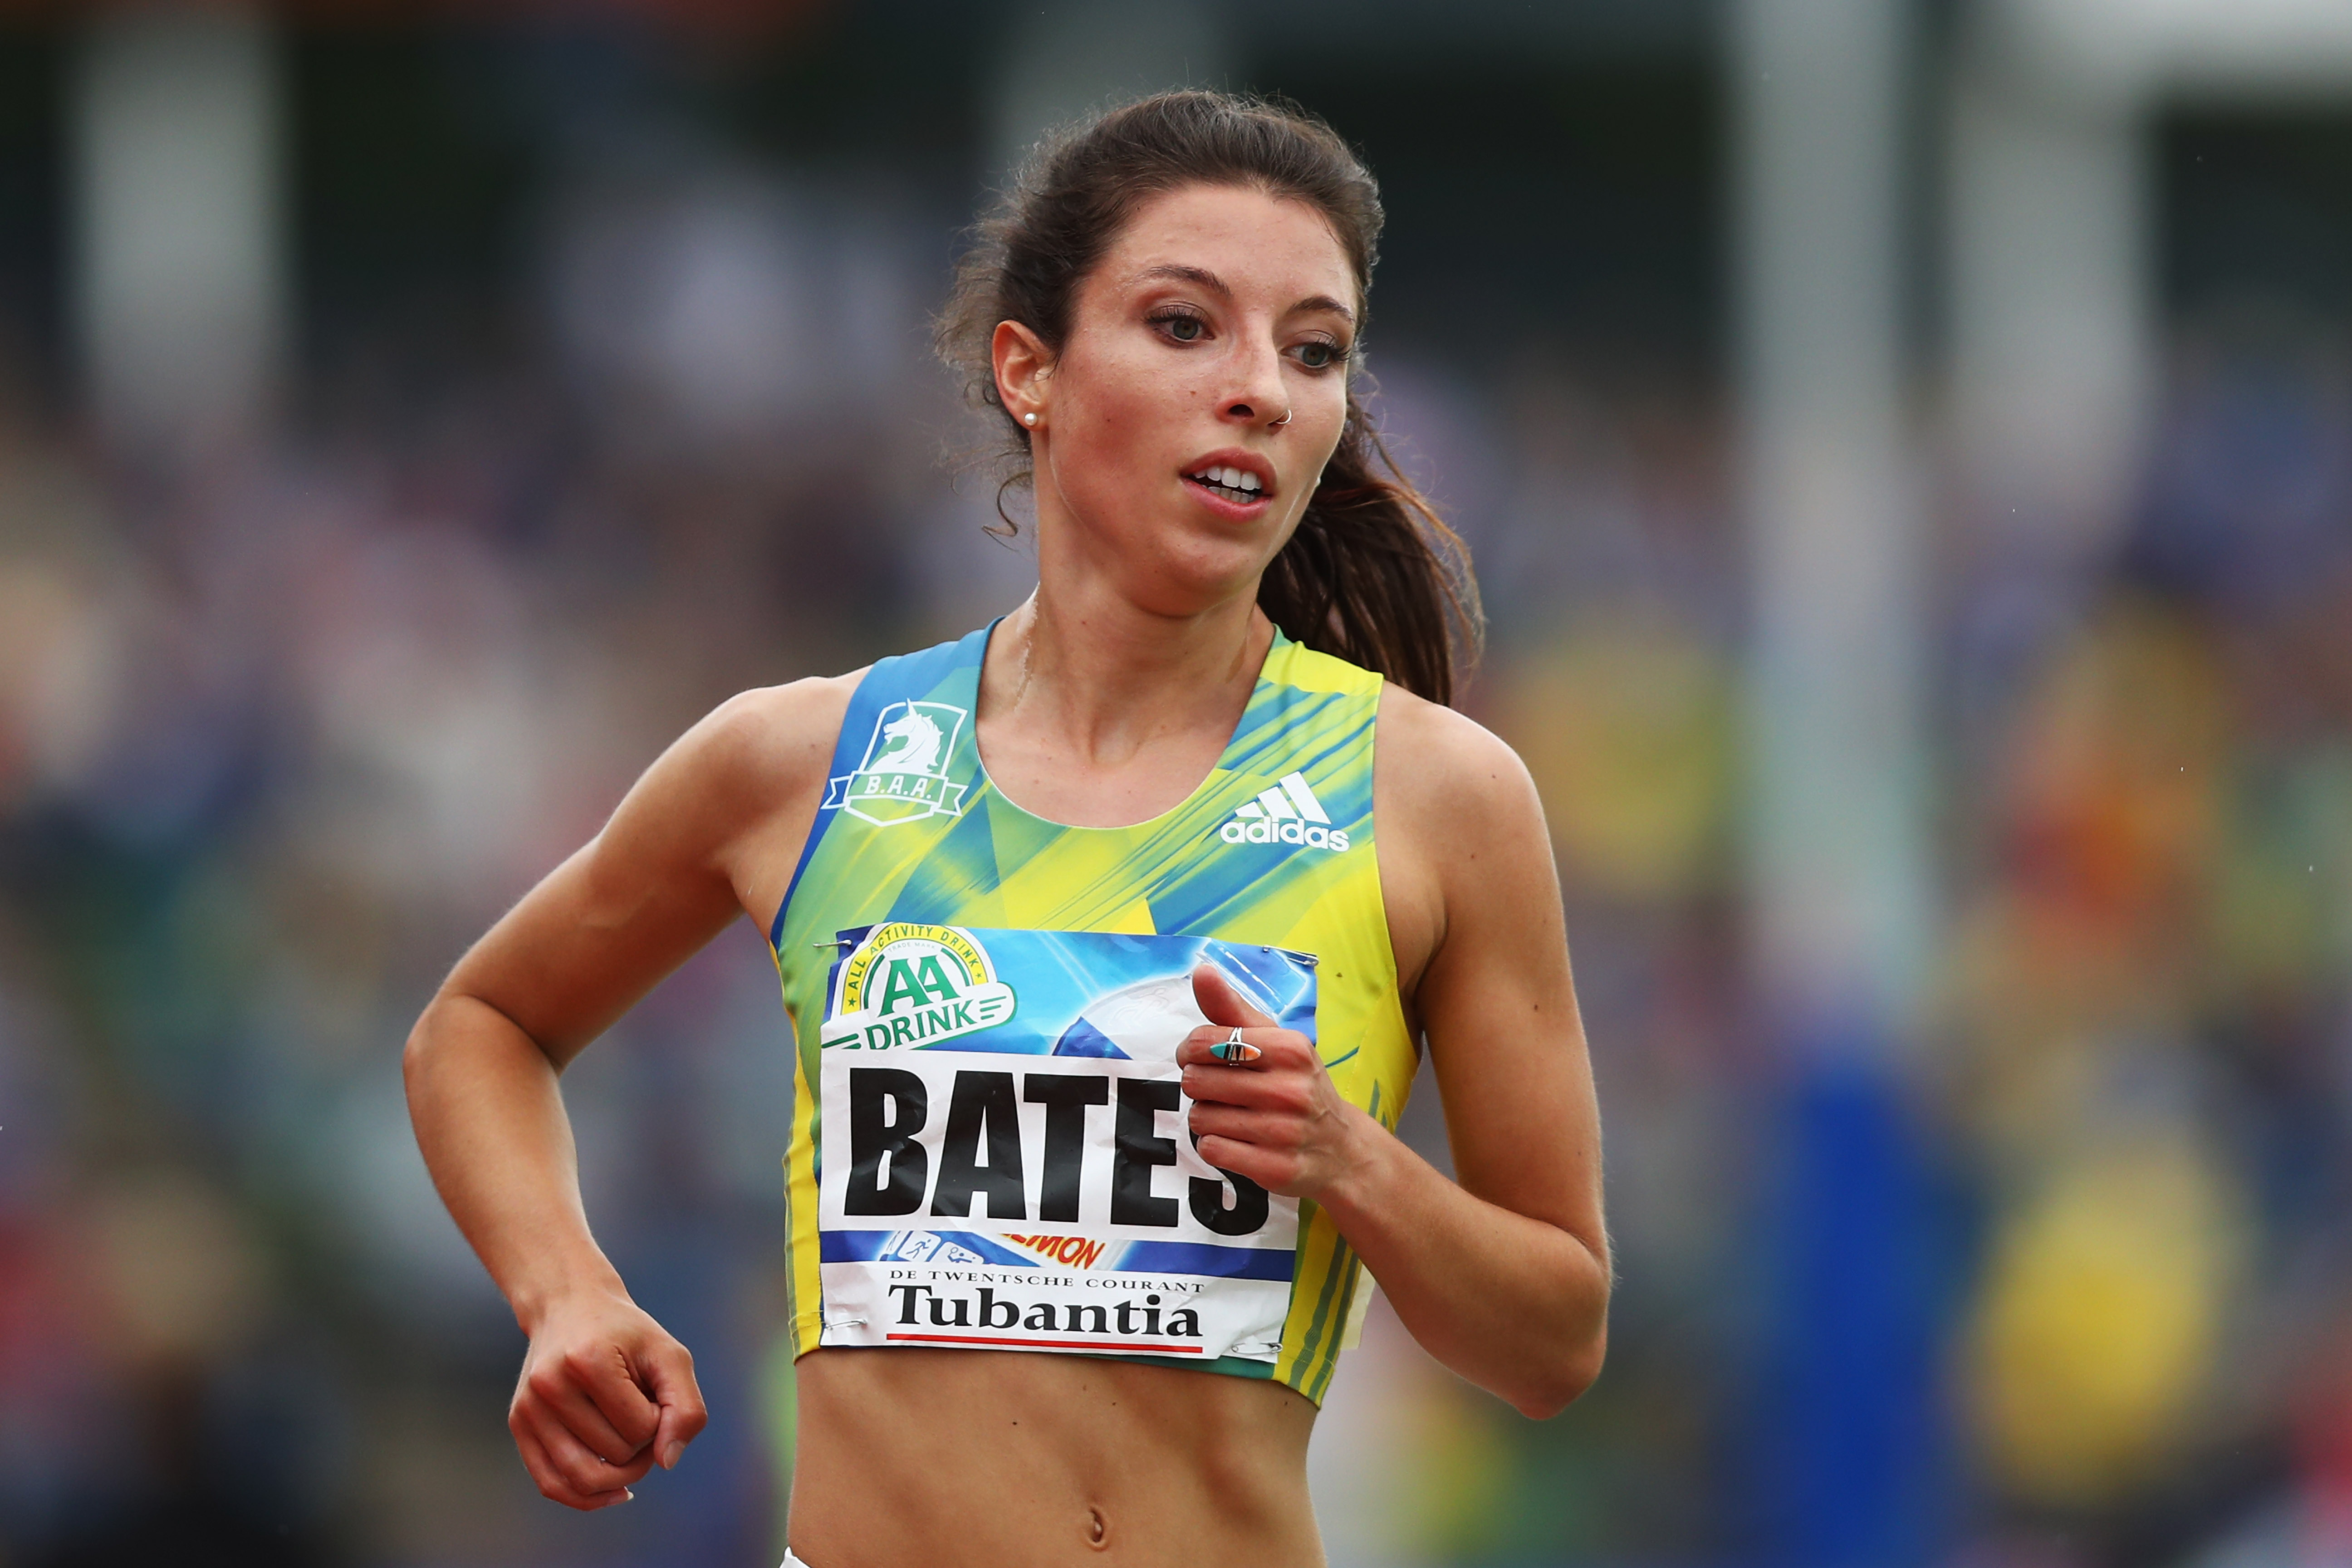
[823, 700, 969, 827]
[820, 924, 1016, 1050]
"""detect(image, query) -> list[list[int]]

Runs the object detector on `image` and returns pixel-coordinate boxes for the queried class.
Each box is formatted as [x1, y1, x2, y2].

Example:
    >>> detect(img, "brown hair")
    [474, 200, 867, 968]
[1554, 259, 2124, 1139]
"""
[936, 90, 1483, 706]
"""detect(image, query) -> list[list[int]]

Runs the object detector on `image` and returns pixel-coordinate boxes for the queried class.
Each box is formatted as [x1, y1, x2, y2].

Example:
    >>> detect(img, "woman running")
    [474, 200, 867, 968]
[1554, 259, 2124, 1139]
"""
[406, 90, 1608, 1568]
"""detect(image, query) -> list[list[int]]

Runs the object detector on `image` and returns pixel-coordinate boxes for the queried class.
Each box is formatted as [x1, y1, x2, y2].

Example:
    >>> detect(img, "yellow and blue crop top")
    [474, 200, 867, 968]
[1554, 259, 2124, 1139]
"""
[768, 622, 1414, 1403]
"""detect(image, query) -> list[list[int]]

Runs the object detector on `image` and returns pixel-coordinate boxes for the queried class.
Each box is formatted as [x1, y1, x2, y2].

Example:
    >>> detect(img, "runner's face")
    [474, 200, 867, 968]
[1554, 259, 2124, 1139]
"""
[1027, 183, 1357, 612]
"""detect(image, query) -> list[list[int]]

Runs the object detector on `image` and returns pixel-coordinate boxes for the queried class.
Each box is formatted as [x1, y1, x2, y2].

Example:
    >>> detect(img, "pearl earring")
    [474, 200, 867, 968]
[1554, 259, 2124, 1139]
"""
[1023, 412, 1037, 426]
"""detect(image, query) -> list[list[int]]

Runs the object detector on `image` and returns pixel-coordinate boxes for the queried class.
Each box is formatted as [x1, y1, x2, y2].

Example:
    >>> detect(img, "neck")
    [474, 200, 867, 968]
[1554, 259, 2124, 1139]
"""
[985, 579, 1272, 765]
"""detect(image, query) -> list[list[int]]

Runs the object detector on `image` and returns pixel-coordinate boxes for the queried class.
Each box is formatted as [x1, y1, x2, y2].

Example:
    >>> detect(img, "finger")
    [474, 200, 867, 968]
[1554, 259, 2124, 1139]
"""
[547, 1386, 642, 1466]
[1176, 1025, 1309, 1071]
[1176, 1029, 1250, 1070]
[568, 1343, 663, 1455]
[524, 1399, 660, 1495]
[1192, 1132, 1289, 1190]
[524, 1356, 645, 1465]
[1191, 963, 1277, 1031]
[1188, 1103, 1307, 1149]
[638, 1337, 709, 1470]
[1181, 1047, 1320, 1103]
[1182, 1065, 1293, 1108]
[514, 1420, 637, 1511]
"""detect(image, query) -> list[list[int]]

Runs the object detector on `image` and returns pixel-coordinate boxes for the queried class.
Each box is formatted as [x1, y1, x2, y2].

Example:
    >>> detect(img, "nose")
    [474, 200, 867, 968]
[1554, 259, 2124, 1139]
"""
[1218, 337, 1290, 430]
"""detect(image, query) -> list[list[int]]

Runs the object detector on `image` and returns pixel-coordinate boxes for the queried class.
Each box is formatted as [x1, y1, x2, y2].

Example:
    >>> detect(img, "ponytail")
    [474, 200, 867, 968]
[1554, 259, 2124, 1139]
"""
[1259, 390, 1480, 706]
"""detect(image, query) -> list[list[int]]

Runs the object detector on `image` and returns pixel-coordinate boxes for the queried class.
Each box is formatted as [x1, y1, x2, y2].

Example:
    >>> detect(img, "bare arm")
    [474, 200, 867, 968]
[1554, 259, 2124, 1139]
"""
[403, 677, 848, 1507]
[1181, 695, 1607, 1417]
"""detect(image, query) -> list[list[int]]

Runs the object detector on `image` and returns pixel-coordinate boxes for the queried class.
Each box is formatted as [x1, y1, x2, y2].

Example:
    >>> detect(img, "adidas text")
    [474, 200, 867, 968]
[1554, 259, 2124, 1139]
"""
[1221, 818, 1349, 850]
[1219, 770, 1348, 850]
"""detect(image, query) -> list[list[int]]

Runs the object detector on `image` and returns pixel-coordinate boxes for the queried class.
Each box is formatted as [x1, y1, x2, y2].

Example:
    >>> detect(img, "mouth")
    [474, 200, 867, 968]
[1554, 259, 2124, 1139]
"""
[1182, 462, 1271, 507]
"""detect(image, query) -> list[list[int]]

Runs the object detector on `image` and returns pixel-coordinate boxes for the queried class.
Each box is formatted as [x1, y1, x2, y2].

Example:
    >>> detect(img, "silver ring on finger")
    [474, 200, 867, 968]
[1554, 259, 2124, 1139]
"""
[1211, 1025, 1263, 1066]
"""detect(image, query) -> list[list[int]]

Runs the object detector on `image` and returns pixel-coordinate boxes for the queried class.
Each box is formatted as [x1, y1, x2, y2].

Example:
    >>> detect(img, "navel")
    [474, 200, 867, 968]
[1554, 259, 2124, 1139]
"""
[1086, 1506, 1109, 1551]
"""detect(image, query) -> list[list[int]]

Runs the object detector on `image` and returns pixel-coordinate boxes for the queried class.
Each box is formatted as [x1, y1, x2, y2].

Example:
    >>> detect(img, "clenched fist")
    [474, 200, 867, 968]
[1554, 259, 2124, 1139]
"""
[1176, 963, 1380, 1203]
[509, 1288, 708, 1510]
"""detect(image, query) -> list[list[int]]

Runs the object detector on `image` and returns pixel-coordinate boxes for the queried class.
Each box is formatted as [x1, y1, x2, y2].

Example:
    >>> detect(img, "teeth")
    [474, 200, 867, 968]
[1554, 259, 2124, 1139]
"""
[1190, 467, 1264, 493]
[1189, 466, 1265, 500]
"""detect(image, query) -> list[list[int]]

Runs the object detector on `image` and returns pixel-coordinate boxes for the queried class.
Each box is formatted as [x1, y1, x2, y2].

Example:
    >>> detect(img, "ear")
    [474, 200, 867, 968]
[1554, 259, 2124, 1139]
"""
[992, 319, 1054, 428]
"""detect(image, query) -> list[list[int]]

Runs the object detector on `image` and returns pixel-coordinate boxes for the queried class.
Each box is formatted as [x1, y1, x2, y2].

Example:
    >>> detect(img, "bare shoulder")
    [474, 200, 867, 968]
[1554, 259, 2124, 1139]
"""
[598, 669, 866, 920]
[1374, 683, 1552, 995]
[677, 669, 867, 814]
[1376, 683, 1545, 839]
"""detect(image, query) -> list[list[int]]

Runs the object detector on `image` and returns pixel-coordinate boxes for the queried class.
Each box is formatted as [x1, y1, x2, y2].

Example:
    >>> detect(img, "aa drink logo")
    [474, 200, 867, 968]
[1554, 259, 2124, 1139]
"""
[823, 699, 970, 826]
[819, 924, 1016, 1051]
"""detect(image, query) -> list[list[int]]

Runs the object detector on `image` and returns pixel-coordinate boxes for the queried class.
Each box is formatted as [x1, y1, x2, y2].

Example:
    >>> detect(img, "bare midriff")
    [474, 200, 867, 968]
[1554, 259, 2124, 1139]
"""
[788, 1348, 1323, 1568]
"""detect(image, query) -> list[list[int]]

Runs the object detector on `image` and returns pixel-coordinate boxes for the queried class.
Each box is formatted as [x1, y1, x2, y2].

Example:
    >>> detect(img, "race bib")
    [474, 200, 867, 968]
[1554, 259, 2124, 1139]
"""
[813, 925, 1314, 1363]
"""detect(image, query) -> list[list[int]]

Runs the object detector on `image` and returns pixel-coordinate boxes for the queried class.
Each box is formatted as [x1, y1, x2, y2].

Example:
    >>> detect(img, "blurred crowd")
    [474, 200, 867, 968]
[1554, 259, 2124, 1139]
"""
[1, 28, 2352, 1568]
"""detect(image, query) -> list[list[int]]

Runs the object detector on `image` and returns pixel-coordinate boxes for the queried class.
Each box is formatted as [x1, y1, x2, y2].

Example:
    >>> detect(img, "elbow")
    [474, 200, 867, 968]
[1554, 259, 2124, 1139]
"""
[1509, 1336, 1606, 1421]
[1508, 1245, 1611, 1419]
[402, 1006, 442, 1102]
[403, 991, 471, 1101]
[1504, 1295, 1608, 1419]
[403, 992, 561, 1101]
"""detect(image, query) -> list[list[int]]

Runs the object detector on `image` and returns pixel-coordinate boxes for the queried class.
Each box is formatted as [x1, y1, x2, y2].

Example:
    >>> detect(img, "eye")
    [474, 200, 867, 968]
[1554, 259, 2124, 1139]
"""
[1150, 308, 1208, 343]
[1294, 341, 1340, 370]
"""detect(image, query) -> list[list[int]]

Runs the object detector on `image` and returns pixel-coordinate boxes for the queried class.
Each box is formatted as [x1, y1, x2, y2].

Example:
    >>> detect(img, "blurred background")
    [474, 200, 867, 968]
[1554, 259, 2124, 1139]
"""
[1, 0, 2351, 1563]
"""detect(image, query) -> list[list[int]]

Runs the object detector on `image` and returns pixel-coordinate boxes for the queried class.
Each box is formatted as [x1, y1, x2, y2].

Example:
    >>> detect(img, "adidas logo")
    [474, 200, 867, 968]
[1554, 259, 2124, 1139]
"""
[1218, 771, 1351, 851]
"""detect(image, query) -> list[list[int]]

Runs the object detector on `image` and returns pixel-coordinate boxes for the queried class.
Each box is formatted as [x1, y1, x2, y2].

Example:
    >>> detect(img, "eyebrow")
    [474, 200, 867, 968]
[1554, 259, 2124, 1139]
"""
[1132, 264, 1357, 325]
